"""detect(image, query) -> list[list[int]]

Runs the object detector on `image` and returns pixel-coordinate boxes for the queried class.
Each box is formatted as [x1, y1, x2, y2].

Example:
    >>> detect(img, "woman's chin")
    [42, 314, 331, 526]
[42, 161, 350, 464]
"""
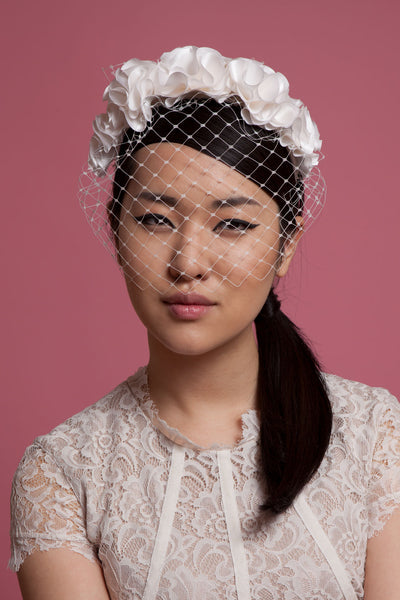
[152, 335, 220, 358]
[148, 321, 256, 360]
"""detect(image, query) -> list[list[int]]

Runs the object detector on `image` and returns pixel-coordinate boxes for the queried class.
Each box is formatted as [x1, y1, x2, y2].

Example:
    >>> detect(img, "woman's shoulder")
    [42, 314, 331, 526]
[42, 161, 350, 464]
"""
[323, 372, 399, 424]
[318, 373, 400, 539]
[26, 366, 149, 466]
[322, 372, 400, 471]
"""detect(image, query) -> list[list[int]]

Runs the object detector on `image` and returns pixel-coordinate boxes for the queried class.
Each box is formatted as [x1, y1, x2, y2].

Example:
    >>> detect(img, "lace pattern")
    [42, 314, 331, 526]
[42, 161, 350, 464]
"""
[9, 368, 400, 599]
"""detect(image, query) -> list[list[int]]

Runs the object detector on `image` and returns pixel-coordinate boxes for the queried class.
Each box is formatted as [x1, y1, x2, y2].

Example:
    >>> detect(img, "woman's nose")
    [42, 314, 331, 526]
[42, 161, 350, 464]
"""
[167, 224, 212, 282]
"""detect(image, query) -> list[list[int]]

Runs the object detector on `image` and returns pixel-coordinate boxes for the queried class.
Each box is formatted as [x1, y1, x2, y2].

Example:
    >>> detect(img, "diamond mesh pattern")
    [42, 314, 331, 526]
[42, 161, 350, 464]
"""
[79, 99, 325, 292]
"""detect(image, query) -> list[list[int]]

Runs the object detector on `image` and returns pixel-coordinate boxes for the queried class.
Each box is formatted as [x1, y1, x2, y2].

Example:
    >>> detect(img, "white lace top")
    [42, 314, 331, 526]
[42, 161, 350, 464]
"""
[9, 368, 400, 600]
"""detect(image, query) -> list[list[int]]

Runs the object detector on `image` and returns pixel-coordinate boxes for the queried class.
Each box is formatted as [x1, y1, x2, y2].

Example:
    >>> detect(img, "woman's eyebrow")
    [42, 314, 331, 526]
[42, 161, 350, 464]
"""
[136, 190, 179, 207]
[211, 197, 261, 209]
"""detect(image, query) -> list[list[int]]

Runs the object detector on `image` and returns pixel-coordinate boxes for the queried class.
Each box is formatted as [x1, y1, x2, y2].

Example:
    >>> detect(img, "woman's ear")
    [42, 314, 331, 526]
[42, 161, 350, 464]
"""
[276, 217, 304, 278]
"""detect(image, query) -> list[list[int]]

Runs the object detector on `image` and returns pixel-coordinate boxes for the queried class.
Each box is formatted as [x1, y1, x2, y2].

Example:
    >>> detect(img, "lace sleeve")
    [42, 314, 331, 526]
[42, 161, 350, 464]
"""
[9, 442, 98, 571]
[367, 389, 400, 538]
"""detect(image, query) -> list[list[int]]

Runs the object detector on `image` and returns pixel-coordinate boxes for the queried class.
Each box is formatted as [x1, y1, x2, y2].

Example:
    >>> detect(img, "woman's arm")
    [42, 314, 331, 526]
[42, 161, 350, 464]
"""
[364, 507, 400, 600]
[17, 548, 111, 600]
[11, 443, 110, 598]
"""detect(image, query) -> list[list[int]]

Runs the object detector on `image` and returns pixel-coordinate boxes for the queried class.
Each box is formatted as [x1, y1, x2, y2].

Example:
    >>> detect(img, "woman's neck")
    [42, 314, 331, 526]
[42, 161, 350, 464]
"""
[147, 325, 259, 447]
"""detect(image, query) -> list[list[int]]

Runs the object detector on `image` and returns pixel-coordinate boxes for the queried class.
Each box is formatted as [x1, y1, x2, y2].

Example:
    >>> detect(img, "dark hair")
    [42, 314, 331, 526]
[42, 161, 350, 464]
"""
[110, 98, 332, 514]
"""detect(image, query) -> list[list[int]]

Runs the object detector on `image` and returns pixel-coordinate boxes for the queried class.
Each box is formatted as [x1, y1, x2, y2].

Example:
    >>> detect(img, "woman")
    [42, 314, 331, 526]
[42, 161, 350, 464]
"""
[10, 46, 400, 599]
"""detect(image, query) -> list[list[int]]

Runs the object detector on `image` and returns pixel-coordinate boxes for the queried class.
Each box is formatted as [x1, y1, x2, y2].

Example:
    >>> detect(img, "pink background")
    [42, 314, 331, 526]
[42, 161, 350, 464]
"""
[1, 0, 399, 595]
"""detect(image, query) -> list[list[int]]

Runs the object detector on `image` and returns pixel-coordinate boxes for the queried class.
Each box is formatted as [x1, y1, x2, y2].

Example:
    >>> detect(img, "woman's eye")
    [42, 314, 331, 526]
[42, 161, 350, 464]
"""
[133, 213, 175, 229]
[214, 219, 259, 233]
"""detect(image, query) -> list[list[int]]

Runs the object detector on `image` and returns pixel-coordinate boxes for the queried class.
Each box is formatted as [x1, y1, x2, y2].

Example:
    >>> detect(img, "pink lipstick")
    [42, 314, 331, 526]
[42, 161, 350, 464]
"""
[163, 293, 216, 320]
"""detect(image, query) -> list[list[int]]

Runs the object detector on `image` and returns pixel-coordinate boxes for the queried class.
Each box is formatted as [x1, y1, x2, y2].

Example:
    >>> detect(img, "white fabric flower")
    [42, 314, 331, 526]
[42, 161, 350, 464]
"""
[88, 104, 126, 172]
[88, 46, 322, 177]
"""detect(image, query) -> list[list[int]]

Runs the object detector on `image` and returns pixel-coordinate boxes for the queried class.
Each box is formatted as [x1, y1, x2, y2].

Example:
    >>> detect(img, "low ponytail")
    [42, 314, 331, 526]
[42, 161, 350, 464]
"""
[255, 289, 332, 514]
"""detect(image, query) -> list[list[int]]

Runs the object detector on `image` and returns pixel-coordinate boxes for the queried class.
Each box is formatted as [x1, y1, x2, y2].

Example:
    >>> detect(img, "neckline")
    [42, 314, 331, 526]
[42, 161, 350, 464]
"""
[127, 366, 260, 452]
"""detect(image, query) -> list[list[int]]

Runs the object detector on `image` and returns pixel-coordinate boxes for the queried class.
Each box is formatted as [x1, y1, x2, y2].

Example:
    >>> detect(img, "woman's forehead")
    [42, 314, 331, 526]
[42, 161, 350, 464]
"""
[128, 143, 274, 207]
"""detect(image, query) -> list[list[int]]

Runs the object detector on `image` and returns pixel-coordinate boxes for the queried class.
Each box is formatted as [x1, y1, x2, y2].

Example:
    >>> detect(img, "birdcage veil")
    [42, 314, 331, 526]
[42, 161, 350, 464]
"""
[79, 46, 325, 292]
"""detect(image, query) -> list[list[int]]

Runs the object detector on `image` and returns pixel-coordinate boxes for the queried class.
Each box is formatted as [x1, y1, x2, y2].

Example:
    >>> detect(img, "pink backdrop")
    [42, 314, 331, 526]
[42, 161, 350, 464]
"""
[1, 0, 399, 595]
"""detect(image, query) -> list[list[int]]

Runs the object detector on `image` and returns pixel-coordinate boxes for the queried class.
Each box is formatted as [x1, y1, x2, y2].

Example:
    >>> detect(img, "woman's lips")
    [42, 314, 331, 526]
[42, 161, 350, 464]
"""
[163, 293, 216, 320]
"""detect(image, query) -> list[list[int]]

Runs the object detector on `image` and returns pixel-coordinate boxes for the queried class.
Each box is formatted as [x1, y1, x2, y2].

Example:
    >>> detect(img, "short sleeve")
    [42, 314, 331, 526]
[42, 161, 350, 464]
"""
[366, 389, 400, 538]
[9, 442, 98, 571]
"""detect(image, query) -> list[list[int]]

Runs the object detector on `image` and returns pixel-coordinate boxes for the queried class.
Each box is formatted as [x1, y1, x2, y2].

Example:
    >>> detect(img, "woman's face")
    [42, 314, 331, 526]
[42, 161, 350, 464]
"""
[117, 143, 300, 356]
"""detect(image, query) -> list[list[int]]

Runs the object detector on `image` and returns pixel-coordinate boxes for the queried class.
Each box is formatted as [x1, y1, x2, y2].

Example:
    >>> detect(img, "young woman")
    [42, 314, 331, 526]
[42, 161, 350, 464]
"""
[10, 46, 400, 599]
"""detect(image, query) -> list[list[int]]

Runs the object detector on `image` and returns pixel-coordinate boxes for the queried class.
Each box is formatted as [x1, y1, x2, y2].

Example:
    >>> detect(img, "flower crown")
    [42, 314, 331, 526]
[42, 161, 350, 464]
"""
[89, 46, 322, 178]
